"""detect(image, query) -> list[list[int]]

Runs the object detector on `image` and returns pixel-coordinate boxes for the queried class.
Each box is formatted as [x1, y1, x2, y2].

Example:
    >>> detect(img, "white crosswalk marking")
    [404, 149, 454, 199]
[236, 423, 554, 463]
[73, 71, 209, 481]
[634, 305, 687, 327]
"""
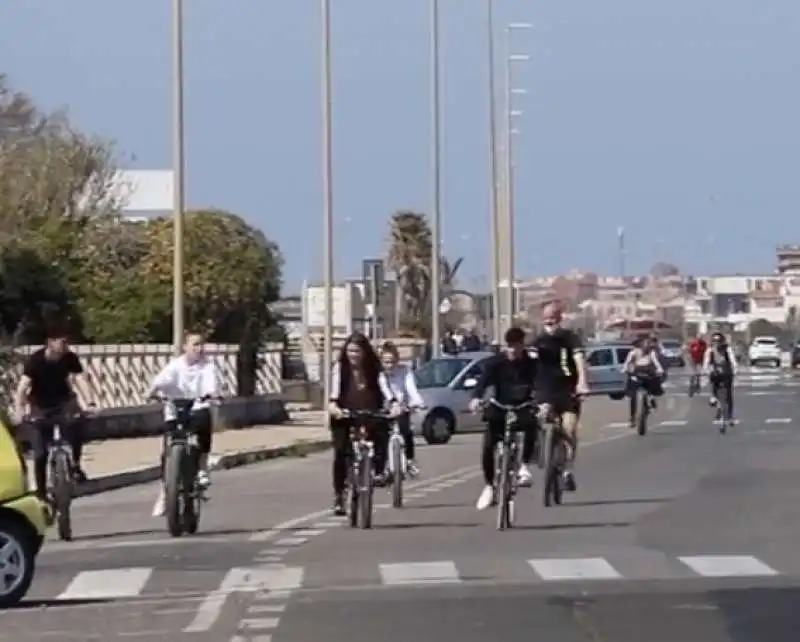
[678, 555, 778, 578]
[57, 567, 153, 600]
[379, 561, 460, 585]
[528, 557, 622, 580]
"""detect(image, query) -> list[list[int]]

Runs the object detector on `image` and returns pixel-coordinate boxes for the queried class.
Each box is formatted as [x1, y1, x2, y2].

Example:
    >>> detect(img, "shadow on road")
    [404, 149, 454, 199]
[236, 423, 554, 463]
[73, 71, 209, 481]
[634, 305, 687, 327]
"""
[565, 497, 672, 507]
[11, 597, 112, 611]
[512, 520, 631, 531]
[373, 522, 481, 530]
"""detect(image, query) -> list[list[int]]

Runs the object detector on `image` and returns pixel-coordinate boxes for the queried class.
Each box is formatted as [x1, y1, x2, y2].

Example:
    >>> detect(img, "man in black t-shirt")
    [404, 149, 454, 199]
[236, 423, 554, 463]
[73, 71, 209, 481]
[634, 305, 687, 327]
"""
[14, 328, 92, 498]
[530, 302, 589, 492]
[468, 327, 539, 510]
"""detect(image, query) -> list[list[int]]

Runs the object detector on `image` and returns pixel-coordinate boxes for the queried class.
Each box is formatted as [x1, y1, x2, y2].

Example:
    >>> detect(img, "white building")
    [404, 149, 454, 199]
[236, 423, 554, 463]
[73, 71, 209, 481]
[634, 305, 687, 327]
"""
[109, 169, 174, 219]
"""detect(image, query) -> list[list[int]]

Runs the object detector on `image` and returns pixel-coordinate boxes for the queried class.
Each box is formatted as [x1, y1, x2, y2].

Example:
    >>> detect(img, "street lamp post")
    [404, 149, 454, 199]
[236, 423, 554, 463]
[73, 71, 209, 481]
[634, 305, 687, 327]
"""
[171, 0, 186, 354]
[321, 0, 335, 431]
[430, 0, 443, 357]
[486, 0, 501, 344]
[500, 23, 530, 334]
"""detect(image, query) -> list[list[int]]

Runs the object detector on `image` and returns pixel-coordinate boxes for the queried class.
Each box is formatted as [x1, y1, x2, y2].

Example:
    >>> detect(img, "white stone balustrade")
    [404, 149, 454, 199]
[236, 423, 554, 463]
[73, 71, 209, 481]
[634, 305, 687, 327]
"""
[2, 343, 284, 409]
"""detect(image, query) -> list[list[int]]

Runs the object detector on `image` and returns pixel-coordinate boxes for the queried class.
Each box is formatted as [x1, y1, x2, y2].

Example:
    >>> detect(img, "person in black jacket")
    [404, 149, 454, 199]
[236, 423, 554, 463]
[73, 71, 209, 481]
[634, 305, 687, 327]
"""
[328, 332, 399, 515]
[468, 327, 539, 510]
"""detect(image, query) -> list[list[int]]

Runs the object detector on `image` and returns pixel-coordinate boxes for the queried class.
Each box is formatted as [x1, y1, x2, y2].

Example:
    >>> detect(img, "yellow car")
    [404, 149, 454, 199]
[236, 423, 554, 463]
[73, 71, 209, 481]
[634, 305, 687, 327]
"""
[0, 413, 51, 608]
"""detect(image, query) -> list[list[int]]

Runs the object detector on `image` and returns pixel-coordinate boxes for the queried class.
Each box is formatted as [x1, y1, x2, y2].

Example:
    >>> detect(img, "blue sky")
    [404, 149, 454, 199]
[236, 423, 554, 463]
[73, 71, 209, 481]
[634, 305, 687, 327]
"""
[2, 1, 799, 294]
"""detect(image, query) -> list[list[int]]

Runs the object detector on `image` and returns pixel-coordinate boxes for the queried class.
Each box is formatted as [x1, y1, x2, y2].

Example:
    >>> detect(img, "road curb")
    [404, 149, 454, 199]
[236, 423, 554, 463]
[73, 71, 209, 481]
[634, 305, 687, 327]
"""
[74, 438, 332, 498]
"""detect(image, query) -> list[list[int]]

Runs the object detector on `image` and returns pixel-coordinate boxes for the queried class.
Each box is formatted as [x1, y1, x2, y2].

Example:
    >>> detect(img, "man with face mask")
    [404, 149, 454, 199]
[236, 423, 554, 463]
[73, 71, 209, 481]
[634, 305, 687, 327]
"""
[529, 302, 589, 492]
[468, 327, 539, 510]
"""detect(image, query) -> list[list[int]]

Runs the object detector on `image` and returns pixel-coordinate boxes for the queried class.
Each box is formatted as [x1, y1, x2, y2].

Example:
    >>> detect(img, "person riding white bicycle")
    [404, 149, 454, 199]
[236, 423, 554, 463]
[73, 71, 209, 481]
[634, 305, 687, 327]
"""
[379, 342, 425, 477]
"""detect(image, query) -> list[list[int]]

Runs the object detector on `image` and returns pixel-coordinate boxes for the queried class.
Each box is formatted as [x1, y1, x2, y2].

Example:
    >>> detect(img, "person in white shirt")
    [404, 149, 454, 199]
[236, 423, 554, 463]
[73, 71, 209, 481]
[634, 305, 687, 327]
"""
[149, 333, 221, 517]
[379, 342, 425, 477]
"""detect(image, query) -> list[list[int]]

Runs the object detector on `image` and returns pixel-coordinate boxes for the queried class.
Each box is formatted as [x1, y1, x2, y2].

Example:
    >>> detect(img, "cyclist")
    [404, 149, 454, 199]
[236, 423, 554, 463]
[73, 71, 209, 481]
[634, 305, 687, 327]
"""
[468, 327, 538, 510]
[328, 332, 400, 516]
[13, 324, 93, 499]
[149, 333, 222, 517]
[529, 302, 589, 492]
[379, 341, 425, 477]
[688, 335, 707, 378]
[703, 331, 737, 420]
[622, 335, 665, 425]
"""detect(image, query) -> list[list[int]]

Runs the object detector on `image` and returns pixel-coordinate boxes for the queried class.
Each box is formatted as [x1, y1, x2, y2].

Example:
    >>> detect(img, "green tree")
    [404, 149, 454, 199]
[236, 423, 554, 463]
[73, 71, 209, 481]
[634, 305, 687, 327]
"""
[386, 210, 462, 337]
[0, 74, 120, 341]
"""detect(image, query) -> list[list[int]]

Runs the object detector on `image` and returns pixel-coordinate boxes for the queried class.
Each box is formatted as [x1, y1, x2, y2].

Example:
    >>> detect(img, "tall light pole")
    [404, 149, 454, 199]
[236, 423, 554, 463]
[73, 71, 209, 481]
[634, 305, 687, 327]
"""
[486, 0, 501, 344]
[500, 23, 530, 334]
[321, 0, 334, 431]
[430, 0, 443, 356]
[171, 0, 186, 354]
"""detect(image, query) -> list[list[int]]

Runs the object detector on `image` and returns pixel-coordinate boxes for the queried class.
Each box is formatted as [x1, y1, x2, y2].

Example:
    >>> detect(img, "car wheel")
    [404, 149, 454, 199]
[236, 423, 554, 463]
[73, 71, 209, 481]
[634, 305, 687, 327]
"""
[0, 517, 38, 608]
[422, 409, 454, 445]
[609, 392, 625, 401]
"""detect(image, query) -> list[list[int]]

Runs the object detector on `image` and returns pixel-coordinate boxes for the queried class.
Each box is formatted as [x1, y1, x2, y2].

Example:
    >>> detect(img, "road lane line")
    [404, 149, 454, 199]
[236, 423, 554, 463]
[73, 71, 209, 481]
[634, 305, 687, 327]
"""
[379, 561, 460, 586]
[678, 555, 778, 577]
[765, 417, 792, 424]
[528, 557, 622, 581]
[57, 567, 153, 601]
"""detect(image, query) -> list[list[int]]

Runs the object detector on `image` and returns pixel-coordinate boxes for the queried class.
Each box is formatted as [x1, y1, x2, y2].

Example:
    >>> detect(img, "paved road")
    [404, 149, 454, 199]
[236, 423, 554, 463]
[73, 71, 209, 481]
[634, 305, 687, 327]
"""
[4, 380, 800, 641]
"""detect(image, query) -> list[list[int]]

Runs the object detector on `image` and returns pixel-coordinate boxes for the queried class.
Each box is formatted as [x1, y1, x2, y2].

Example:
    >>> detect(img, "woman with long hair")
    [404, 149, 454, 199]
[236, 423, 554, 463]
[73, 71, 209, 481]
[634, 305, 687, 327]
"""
[379, 341, 425, 477]
[328, 332, 399, 515]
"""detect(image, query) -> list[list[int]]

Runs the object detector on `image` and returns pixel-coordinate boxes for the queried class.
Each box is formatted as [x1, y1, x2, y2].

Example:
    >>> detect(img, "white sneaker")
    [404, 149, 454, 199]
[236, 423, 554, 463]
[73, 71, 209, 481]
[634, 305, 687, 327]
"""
[476, 485, 494, 510]
[709, 396, 718, 407]
[517, 464, 533, 487]
[196, 469, 211, 489]
[152, 488, 166, 517]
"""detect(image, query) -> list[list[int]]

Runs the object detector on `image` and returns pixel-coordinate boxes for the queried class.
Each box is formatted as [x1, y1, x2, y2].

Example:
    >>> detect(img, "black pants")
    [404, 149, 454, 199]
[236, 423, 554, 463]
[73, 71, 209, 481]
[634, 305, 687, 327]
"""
[26, 408, 85, 497]
[395, 413, 415, 461]
[481, 415, 537, 486]
[627, 374, 663, 420]
[331, 419, 389, 496]
[710, 373, 734, 418]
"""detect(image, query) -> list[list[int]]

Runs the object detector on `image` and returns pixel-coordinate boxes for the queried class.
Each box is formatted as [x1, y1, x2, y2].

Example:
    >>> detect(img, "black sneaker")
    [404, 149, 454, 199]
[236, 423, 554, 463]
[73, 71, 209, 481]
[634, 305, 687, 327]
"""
[73, 466, 88, 483]
[563, 471, 577, 492]
[332, 495, 345, 516]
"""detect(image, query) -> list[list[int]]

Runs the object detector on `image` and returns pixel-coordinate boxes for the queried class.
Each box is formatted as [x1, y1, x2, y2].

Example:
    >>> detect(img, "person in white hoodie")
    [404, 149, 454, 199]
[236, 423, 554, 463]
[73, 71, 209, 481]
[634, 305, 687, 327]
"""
[149, 333, 221, 517]
[379, 342, 425, 477]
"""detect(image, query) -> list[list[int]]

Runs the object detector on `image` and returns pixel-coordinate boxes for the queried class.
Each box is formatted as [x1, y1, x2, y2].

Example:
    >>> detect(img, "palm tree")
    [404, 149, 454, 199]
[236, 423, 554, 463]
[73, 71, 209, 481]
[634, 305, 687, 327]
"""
[387, 210, 463, 336]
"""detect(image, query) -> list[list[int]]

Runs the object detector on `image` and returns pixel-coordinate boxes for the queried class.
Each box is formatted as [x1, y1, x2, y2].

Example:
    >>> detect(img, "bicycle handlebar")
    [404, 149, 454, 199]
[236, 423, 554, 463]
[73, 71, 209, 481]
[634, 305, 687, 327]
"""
[148, 393, 220, 404]
[486, 398, 537, 412]
[339, 409, 393, 420]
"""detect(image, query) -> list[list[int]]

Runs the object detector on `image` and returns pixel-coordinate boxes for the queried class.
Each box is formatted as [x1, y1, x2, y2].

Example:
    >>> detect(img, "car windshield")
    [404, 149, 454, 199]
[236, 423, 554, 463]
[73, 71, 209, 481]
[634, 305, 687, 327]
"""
[414, 358, 471, 389]
[661, 341, 681, 349]
[754, 338, 777, 345]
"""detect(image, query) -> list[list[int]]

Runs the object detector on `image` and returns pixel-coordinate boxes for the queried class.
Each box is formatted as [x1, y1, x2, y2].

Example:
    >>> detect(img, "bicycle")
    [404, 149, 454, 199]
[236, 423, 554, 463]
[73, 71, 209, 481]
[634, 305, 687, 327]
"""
[150, 394, 217, 537]
[536, 402, 574, 508]
[628, 374, 655, 436]
[486, 398, 536, 530]
[26, 409, 87, 542]
[709, 372, 733, 434]
[385, 407, 424, 509]
[340, 409, 392, 529]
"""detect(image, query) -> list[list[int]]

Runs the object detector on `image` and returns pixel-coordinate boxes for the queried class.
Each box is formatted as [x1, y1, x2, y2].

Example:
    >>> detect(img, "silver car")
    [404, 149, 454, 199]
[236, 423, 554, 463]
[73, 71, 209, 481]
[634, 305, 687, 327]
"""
[411, 343, 631, 446]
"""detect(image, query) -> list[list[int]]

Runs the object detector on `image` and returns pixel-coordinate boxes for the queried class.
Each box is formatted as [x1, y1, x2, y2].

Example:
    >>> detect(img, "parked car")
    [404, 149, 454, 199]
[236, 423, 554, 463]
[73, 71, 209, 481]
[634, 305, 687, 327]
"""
[659, 339, 685, 368]
[0, 414, 50, 608]
[747, 336, 782, 368]
[411, 342, 632, 445]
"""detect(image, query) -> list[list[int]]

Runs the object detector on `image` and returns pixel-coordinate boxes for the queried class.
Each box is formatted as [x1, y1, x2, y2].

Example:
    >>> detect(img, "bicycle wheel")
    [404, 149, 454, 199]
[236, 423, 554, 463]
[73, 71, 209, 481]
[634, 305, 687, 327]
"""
[390, 438, 403, 508]
[357, 454, 373, 529]
[544, 428, 565, 507]
[719, 386, 730, 434]
[163, 443, 186, 537]
[496, 444, 511, 530]
[537, 424, 551, 471]
[636, 389, 649, 436]
[182, 447, 200, 534]
[50, 449, 73, 541]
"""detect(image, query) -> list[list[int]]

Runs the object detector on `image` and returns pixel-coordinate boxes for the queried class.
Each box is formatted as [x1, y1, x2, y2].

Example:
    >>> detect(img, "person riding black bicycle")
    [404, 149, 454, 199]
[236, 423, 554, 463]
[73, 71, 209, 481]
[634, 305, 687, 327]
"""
[622, 334, 665, 425]
[468, 327, 539, 511]
[703, 331, 737, 420]
[529, 302, 589, 493]
[13, 325, 93, 499]
[328, 332, 401, 516]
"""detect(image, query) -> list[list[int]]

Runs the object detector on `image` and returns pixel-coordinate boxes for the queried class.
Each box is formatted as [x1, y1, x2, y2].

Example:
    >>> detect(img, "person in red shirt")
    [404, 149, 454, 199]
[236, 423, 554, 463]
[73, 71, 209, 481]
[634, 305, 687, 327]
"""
[688, 335, 708, 367]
